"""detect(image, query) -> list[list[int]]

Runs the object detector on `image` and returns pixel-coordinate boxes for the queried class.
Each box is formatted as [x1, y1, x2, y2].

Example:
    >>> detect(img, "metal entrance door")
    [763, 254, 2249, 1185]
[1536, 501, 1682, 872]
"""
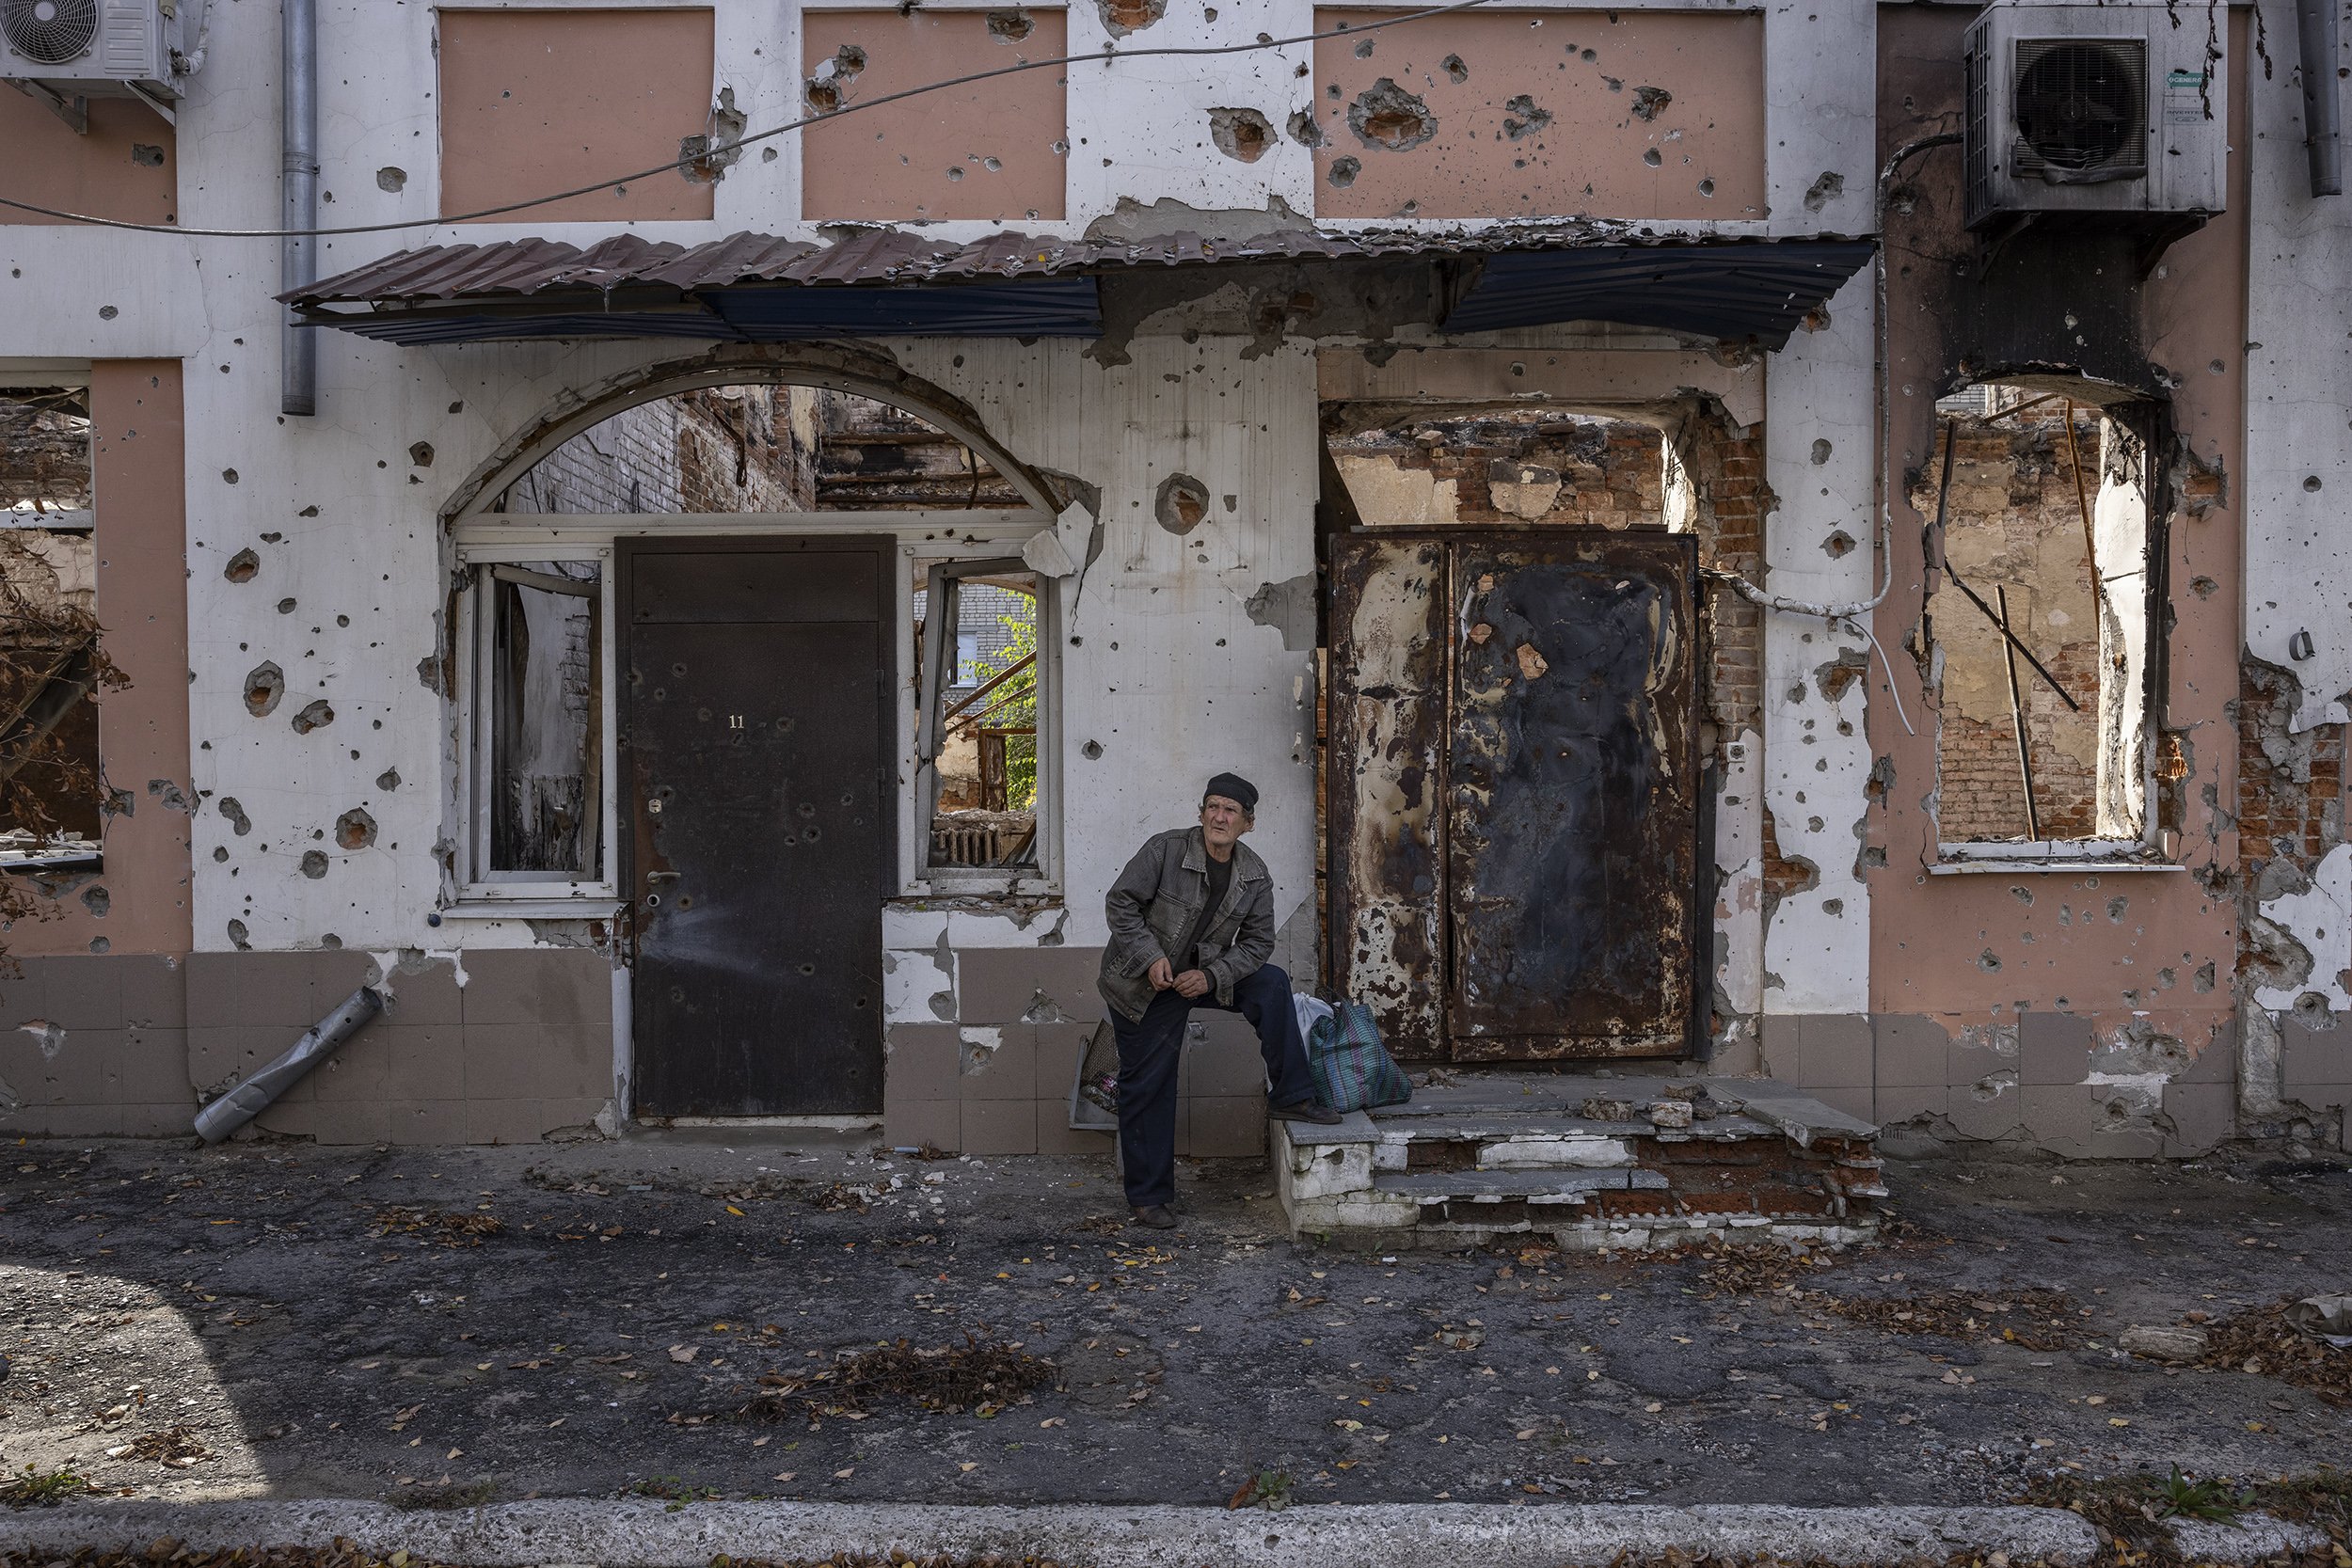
[622, 539, 893, 1117]
[1327, 531, 1703, 1060]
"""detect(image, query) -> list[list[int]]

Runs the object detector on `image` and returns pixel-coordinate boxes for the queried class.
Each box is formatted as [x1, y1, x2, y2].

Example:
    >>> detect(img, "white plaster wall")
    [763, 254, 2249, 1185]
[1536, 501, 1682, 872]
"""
[1758, 268, 1877, 1014]
[2244, 0, 2352, 733]
[1762, 0, 1876, 237]
[1714, 725, 1764, 1018]
[2, 0, 1869, 971]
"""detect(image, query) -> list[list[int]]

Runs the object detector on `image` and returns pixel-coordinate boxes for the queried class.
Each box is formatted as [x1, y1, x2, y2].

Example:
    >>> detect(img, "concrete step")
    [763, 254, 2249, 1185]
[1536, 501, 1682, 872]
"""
[1271, 1074, 1884, 1250]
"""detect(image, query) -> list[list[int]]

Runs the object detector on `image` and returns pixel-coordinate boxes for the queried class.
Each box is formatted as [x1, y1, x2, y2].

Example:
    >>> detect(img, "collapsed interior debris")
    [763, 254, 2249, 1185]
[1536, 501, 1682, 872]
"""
[1915, 387, 2154, 849]
[0, 388, 103, 862]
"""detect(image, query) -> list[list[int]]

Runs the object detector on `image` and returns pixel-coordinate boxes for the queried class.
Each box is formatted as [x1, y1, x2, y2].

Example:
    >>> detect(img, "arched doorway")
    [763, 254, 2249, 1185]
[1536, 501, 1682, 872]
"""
[453, 369, 1055, 1119]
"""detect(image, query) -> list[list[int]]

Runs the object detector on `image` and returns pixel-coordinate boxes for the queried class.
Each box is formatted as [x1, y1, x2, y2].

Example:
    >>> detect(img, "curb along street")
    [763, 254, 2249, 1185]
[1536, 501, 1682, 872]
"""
[0, 1499, 2114, 1567]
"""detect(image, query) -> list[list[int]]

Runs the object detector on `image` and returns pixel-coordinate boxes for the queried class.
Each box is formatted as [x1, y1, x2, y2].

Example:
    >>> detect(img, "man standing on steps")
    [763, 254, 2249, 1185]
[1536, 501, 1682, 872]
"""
[1099, 772, 1342, 1229]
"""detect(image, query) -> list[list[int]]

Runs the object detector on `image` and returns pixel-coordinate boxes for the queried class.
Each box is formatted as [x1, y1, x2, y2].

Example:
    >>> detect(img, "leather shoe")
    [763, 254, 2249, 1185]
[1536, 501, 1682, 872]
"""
[1131, 1204, 1179, 1229]
[1269, 1100, 1343, 1126]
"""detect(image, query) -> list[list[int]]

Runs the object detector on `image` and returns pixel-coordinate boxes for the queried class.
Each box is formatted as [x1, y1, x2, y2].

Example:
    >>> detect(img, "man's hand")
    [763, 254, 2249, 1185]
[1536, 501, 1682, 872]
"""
[1173, 969, 1212, 999]
[1147, 958, 1175, 991]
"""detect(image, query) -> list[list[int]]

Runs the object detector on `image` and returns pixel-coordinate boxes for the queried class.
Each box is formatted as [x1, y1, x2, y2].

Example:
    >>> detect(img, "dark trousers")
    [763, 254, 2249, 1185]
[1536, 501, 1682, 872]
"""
[1112, 962, 1318, 1209]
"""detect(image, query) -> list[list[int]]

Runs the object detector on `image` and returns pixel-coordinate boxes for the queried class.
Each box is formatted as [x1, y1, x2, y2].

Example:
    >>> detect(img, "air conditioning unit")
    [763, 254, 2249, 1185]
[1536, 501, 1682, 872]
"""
[0, 0, 205, 105]
[1963, 2, 2226, 231]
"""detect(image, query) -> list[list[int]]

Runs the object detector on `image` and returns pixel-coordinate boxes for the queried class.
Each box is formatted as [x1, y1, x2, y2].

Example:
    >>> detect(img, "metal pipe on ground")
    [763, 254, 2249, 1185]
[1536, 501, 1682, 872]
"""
[193, 985, 383, 1144]
[281, 0, 319, 416]
[2298, 0, 2344, 197]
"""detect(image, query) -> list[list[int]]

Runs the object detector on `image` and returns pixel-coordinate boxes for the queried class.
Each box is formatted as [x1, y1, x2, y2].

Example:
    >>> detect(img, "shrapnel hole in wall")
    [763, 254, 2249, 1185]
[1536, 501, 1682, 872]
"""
[1915, 385, 2153, 846]
[0, 388, 106, 858]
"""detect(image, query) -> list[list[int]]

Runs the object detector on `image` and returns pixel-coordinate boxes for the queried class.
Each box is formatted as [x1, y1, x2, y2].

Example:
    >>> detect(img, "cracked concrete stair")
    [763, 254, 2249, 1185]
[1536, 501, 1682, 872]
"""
[1272, 1074, 1883, 1249]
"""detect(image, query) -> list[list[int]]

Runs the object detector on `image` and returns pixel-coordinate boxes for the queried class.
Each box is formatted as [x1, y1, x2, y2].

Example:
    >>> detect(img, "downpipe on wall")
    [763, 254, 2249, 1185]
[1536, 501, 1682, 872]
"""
[192, 986, 385, 1143]
[2296, 0, 2344, 197]
[281, 0, 319, 417]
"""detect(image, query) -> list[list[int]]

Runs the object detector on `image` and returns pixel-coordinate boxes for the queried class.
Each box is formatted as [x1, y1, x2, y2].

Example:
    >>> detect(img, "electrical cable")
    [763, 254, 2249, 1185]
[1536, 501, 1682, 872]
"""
[1697, 131, 1959, 738]
[0, 0, 1517, 240]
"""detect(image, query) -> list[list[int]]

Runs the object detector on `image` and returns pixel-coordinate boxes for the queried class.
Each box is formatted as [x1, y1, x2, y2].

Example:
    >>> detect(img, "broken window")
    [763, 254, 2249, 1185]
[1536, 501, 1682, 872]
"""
[1918, 388, 2153, 849]
[474, 381, 1056, 895]
[0, 388, 104, 868]
[915, 561, 1043, 872]
[1327, 409, 1684, 531]
[496, 388, 1025, 515]
[467, 559, 605, 883]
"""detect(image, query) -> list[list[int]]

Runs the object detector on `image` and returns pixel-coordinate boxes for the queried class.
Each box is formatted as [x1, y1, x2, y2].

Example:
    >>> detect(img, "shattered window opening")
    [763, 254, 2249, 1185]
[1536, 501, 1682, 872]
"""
[1326, 409, 1683, 531]
[494, 388, 1024, 516]
[1918, 386, 2155, 851]
[916, 561, 1044, 874]
[470, 559, 605, 883]
[0, 388, 104, 867]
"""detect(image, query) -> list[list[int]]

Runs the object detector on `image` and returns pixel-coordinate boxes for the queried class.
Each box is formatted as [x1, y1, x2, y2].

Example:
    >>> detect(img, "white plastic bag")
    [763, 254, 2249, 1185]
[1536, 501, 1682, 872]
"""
[1292, 991, 1335, 1045]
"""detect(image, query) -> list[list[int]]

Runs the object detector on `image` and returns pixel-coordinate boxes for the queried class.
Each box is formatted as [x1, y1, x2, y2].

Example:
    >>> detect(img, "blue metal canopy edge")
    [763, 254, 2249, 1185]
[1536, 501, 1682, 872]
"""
[284, 230, 1875, 348]
[1440, 241, 1878, 345]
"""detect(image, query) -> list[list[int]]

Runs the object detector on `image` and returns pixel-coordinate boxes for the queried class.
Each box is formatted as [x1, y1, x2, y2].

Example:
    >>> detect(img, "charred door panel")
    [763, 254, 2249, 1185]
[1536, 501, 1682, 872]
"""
[624, 541, 891, 1117]
[1446, 535, 1699, 1059]
[1327, 537, 1449, 1057]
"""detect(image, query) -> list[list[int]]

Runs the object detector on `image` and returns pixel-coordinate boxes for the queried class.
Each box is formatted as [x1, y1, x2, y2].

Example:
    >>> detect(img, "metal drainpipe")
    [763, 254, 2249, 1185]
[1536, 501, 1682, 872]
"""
[2298, 0, 2344, 197]
[281, 0, 319, 416]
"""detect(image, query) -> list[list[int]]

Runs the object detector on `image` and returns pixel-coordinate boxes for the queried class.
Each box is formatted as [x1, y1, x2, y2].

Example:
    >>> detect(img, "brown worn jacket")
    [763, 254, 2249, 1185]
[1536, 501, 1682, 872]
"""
[1096, 827, 1275, 1022]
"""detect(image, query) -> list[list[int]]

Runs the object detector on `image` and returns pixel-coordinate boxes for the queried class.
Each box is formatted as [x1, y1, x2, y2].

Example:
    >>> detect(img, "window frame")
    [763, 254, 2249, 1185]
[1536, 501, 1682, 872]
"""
[453, 540, 621, 904]
[1925, 399, 2169, 869]
[0, 383, 103, 873]
[904, 544, 1059, 898]
[445, 513, 1059, 913]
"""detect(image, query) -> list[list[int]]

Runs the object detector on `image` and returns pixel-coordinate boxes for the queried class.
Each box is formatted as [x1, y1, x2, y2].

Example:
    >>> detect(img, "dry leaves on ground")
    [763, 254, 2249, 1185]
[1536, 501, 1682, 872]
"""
[738, 1336, 1057, 1421]
[103, 1427, 209, 1467]
[371, 1207, 501, 1246]
[2198, 1299, 2352, 1404]
[1819, 1288, 2087, 1351]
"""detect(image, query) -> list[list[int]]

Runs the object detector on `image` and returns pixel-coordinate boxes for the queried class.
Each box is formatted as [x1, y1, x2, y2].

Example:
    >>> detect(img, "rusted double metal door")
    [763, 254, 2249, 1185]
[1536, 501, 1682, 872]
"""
[1327, 532, 1705, 1061]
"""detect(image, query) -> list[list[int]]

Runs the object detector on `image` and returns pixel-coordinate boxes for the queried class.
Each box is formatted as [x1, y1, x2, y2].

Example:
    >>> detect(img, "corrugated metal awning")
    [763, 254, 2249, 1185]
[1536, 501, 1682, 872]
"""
[283, 227, 1875, 349]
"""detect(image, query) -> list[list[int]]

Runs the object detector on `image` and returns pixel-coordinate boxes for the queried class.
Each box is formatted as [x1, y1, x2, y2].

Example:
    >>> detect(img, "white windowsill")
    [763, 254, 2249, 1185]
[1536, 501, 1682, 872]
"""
[438, 898, 626, 920]
[1928, 860, 2185, 876]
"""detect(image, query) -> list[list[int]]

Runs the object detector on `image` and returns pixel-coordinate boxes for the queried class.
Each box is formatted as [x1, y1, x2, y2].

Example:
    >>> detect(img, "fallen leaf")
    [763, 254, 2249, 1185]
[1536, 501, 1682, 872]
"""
[771, 1471, 796, 1483]
[834, 1467, 855, 1479]
[668, 1345, 698, 1364]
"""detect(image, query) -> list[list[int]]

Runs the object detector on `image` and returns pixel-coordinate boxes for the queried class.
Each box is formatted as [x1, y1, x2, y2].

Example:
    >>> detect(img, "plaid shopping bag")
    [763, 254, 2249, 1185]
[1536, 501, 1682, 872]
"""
[1306, 1001, 1413, 1113]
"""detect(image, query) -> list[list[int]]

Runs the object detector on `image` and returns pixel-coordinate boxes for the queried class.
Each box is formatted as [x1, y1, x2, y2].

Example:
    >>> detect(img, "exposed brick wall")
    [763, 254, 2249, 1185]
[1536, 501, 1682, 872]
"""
[1330, 415, 1666, 528]
[1677, 412, 1763, 736]
[2238, 660, 2347, 883]
[507, 385, 818, 515]
[1912, 411, 2111, 842]
[1325, 404, 1765, 741]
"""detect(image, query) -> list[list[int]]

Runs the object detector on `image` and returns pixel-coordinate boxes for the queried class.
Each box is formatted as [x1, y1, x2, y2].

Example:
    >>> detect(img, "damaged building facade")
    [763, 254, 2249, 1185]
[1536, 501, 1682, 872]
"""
[0, 0, 2344, 1161]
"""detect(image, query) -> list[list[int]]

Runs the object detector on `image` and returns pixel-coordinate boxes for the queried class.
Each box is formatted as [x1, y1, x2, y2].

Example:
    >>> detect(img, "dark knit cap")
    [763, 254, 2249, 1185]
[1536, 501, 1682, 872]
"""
[1202, 771, 1259, 814]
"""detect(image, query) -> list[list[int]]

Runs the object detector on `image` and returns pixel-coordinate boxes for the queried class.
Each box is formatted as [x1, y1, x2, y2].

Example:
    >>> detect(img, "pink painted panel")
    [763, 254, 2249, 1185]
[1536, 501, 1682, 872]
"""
[438, 8, 716, 223]
[800, 8, 1068, 222]
[1309, 8, 1765, 221]
[12, 363, 193, 959]
[0, 94, 175, 227]
[1866, 8, 2248, 1029]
